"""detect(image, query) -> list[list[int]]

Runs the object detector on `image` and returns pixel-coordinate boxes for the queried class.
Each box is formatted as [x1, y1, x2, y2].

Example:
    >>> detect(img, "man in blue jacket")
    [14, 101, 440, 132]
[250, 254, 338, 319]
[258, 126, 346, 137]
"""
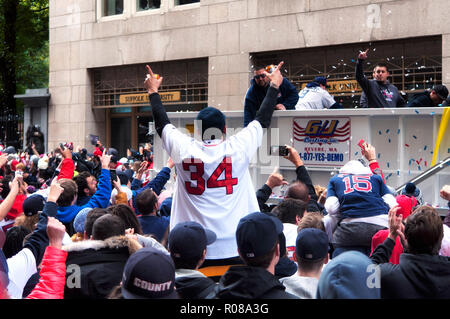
[56, 152, 112, 235]
[243, 65, 299, 127]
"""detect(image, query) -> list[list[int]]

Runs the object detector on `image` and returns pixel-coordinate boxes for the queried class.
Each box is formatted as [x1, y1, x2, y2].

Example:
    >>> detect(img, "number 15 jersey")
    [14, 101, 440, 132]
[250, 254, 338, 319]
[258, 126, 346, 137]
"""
[327, 173, 391, 219]
[162, 120, 263, 259]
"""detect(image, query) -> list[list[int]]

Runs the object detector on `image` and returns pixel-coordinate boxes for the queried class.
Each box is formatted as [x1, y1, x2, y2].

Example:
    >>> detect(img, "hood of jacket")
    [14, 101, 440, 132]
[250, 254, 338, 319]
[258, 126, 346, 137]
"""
[175, 270, 217, 299]
[63, 236, 141, 299]
[57, 205, 82, 223]
[396, 253, 450, 297]
[63, 235, 141, 255]
[306, 82, 320, 88]
[317, 251, 380, 299]
[214, 266, 290, 299]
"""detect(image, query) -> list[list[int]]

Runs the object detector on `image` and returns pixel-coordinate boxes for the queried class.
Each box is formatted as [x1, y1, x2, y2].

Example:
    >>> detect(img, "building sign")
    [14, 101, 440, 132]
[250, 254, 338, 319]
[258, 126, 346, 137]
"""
[293, 117, 351, 167]
[301, 80, 361, 94]
[119, 91, 181, 104]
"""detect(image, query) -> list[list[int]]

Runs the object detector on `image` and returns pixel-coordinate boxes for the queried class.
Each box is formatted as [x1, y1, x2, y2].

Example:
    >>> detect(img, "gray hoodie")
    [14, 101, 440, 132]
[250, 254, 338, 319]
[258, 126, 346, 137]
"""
[355, 59, 405, 108]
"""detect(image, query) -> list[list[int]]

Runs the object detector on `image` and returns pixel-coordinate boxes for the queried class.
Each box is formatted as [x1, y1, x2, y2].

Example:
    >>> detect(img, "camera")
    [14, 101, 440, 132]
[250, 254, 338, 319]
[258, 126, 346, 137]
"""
[270, 145, 289, 157]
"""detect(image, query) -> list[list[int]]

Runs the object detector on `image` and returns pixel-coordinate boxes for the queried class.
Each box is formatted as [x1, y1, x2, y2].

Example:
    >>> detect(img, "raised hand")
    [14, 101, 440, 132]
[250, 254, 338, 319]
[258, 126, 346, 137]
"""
[266, 61, 284, 89]
[100, 149, 112, 170]
[48, 177, 65, 203]
[358, 48, 369, 60]
[144, 65, 164, 94]
[47, 217, 67, 249]
[283, 144, 303, 167]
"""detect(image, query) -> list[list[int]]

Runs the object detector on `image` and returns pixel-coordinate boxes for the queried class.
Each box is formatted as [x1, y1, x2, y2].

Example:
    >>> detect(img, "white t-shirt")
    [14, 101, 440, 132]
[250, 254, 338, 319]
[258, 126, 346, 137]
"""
[162, 120, 263, 259]
[7, 248, 36, 299]
[295, 86, 336, 110]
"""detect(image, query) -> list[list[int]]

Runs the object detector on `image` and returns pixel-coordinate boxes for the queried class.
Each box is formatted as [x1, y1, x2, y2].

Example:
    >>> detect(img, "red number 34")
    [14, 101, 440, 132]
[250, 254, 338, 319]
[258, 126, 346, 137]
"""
[182, 157, 238, 195]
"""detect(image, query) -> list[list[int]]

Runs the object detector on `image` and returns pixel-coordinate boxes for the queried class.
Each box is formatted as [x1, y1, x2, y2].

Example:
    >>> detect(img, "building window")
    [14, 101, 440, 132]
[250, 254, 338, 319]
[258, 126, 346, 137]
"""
[102, 0, 123, 16]
[174, 0, 199, 6]
[137, 0, 161, 11]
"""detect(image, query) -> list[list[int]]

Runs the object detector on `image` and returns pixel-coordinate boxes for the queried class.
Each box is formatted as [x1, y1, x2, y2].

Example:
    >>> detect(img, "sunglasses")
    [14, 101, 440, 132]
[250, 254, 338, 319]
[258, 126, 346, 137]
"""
[254, 74, 266, 80]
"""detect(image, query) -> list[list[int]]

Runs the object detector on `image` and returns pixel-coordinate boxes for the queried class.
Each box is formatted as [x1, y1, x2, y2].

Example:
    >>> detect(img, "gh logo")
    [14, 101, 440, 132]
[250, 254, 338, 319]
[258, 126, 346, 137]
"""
[305, 120, 339, 136]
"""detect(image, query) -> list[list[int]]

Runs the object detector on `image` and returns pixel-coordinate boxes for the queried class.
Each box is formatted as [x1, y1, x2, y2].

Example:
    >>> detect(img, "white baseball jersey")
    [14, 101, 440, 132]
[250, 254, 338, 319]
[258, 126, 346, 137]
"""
[162, 120, 263, 259]
[295, 86, 336, 110]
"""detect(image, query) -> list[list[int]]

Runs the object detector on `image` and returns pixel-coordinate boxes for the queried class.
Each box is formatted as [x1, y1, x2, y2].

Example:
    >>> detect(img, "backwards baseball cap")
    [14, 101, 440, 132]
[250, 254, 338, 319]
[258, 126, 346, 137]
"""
[196, 107, 226, 138]
[313, 76, 330, 88]
[432, 84, 449, 100]
[121, 247, 178, 299]
[168, 221, 216, 260]
[236, 212, 283, 258]
[295, 228, 329, 261]
[22, 195, 46, 217]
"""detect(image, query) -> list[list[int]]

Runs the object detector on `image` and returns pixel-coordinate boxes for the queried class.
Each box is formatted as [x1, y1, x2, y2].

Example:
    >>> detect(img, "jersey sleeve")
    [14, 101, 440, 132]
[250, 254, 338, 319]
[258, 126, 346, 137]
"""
[161, 124, 193, 163]
[373, 174, 390, 196]
[322, 91, 337, 109]
[230, 120, 264, 161]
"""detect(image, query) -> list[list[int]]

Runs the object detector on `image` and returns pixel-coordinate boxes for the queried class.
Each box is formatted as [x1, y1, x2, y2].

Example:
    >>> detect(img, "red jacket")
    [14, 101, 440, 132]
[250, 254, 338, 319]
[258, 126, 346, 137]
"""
[58, 158, 75, 180]
[26, 246, 68, 299]
[7, 194, 27, 219]
[371, 229, 403, 264]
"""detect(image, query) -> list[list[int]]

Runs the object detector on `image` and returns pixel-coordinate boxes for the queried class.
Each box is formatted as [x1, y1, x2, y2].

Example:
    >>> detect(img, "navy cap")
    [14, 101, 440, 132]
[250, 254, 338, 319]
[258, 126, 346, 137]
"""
[196, 107, 226, 138]
[432, 84, 449, 100]
[168, 221, 216, 260]
[295, 228, 329, 261]
[236, 212, 283, 258]
[121, 247, 179, 299]
[22, 195, 45, 217]
[402, 182, 421, 198]
[313, 76, 329, 88]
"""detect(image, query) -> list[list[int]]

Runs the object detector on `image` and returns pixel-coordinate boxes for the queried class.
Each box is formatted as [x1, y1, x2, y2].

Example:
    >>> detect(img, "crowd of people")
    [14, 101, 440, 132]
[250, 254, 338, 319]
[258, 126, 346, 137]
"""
[0, 53, 449, 301]
[244, 48, 449, 119]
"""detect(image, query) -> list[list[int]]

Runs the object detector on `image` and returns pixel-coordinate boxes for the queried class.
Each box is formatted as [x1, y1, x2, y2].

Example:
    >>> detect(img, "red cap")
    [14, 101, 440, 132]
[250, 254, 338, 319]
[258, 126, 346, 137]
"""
[395, 195, 417, 219]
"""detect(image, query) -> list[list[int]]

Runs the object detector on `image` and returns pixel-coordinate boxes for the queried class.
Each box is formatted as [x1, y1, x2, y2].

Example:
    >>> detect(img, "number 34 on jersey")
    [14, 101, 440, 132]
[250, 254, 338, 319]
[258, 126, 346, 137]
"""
[182, 156, 238, 195]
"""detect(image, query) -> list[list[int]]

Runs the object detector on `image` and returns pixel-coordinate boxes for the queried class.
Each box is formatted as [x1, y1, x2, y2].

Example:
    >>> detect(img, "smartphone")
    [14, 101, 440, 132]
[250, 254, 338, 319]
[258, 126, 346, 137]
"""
[15, 170, 23, 177]
[270, 145, 289, 156]
[89, 134, 99, 146]
[60, 143, 65, 150]
[110, 169, 117, 183]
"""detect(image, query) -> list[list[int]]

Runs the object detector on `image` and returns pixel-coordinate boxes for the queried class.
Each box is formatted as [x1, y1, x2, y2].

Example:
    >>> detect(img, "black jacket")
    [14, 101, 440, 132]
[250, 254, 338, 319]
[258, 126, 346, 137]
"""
[370, 237, 450, 298]
[256, 165, 322, 213]
[64, 236, 139, 299]
[175, 273, 217, 299]
[209, 266, 298, 299]
[406, 91, 436, 108]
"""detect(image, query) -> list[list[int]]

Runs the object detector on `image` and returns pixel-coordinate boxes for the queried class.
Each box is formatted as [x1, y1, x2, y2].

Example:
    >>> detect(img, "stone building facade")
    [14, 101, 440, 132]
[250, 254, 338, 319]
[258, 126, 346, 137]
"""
[48, 0, 450, 153]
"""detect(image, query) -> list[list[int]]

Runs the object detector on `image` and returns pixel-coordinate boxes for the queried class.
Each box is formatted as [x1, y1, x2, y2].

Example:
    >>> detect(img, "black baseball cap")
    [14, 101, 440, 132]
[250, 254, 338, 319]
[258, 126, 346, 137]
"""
[295, 228, 329, 261]
[168, 221, 216, 260]
[22, 195, 46, 217]
[121, 247, 179, 299]
[196, 107, 226, 136]
[236, 212, 283, 258]
[432, 85, 449, 100]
